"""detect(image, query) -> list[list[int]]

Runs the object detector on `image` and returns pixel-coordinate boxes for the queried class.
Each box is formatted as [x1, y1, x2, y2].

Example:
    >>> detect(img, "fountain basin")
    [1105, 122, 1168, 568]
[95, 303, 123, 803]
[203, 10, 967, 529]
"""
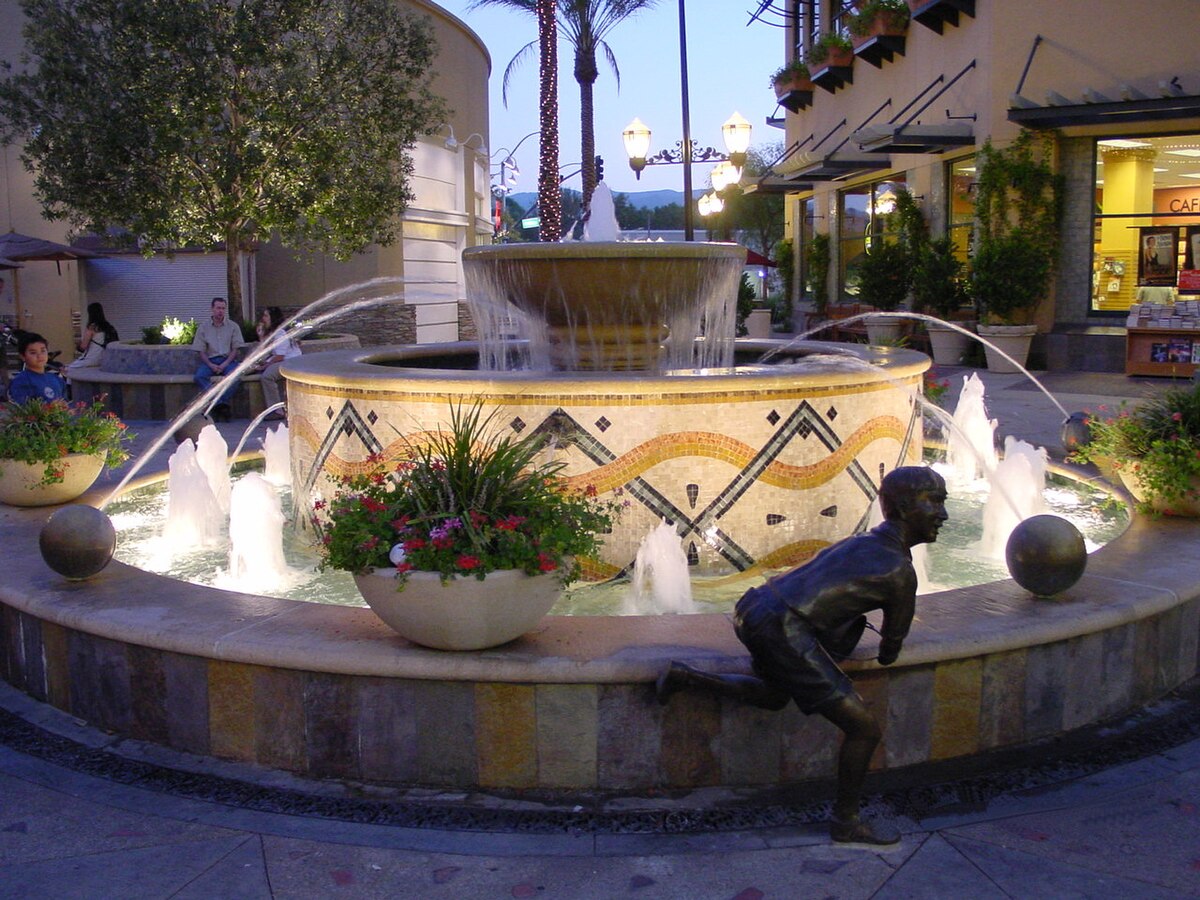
[282, 340, 928, 579]
[1, 485, 1197, 794]
[462, 242, 745, 371]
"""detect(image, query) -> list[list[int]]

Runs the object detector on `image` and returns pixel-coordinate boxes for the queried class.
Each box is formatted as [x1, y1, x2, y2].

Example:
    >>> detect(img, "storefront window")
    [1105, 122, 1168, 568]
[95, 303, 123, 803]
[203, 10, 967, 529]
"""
[947, 155, 975, 270]
[1092, 133, 1200, 313]
[839, 176, 906, 301]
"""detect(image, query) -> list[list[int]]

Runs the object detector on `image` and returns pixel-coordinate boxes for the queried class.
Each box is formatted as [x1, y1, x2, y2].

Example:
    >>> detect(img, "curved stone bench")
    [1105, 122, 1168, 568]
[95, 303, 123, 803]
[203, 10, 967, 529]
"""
[0, 481, 1196, 796]
[67, 334, 360, 420]
[69, 367, 265, 420]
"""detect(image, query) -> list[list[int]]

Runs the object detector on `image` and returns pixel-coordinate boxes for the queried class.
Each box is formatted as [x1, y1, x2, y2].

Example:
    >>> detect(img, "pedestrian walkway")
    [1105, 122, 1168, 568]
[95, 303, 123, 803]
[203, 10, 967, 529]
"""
[1, 366, 1198, 899]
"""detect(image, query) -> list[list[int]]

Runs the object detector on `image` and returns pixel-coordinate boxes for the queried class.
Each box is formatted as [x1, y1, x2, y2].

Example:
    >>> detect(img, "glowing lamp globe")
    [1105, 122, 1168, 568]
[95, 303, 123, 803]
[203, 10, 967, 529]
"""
[1005, 514, 1087, 597]
[40, 505, 117, 580]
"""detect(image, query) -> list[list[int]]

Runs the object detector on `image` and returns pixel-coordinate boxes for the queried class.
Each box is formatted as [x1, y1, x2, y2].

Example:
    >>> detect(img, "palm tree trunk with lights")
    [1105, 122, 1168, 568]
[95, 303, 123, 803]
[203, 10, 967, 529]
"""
[537, 0, 561, 242]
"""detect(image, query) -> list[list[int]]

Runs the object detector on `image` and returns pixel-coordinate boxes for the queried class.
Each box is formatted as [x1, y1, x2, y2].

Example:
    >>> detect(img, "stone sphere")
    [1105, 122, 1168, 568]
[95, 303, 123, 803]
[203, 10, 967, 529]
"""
[174, 414, 214, 444]
[39, 505, 117, 581]
[1060, 412, 1092, 453]
[1005, 514, 1087, 597]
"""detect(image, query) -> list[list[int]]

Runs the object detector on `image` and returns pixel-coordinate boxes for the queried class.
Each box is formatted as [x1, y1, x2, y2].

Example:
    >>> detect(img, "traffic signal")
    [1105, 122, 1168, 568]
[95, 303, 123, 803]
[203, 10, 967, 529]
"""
[595, 155, 604, 183]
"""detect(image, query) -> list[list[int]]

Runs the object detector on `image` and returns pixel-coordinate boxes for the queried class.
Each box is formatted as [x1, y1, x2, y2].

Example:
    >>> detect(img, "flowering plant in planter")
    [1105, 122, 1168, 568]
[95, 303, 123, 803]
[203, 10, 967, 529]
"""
[0, 397, 133, 486]
[1068, 383, 1200, 514]
[315, 403, 623, 585]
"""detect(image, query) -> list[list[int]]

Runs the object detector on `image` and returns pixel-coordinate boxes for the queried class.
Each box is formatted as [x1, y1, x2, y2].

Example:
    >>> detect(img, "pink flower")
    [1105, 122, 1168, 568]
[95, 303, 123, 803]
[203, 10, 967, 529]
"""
[1172, 412, 1183, 422]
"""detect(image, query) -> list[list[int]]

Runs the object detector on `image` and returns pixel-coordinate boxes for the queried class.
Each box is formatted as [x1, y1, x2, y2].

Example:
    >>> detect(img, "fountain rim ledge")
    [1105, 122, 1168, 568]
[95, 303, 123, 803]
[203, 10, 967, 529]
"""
[279, 339, 931, 392]
[1, 466, 1193, 686]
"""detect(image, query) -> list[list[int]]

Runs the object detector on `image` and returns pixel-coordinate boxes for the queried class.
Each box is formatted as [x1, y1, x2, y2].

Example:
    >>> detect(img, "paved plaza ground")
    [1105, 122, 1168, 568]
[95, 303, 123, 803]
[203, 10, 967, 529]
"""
[1, 367, 1199, 898]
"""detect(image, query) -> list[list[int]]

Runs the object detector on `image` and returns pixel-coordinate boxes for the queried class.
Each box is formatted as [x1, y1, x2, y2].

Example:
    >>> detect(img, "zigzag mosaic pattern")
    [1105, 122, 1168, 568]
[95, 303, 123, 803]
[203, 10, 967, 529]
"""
[299, 397, 921, 574]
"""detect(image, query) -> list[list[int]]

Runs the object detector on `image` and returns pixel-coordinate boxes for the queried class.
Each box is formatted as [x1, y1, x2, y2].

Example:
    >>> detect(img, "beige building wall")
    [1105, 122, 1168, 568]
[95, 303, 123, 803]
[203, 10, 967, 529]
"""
[0, 0, 491, 354]
[778, 0, 1200, 332]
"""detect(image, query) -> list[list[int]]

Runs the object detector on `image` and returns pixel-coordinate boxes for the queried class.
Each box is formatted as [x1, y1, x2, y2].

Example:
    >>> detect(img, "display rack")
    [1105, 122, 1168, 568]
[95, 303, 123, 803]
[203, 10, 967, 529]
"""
[1125, 327, 1199, 377]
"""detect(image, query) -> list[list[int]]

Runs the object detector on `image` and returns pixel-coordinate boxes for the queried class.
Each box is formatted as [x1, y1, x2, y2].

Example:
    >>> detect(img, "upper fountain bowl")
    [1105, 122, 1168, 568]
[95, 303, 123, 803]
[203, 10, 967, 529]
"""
[462, 242, 746, 372]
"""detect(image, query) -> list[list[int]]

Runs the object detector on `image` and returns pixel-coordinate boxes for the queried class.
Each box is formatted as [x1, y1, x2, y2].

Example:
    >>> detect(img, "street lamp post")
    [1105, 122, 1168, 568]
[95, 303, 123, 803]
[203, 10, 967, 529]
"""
[491, 130, 540, 241]
[622, 111, 752, 240]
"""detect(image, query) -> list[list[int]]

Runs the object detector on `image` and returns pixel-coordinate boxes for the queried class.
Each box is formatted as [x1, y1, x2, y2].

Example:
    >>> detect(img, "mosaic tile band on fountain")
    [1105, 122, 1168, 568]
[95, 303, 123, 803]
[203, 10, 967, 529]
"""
[283, 341, 928, 577]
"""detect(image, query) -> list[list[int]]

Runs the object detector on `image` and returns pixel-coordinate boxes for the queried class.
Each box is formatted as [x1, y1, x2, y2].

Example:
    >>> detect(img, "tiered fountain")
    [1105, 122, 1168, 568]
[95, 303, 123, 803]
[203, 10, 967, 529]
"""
[0, 232, 1197, 810]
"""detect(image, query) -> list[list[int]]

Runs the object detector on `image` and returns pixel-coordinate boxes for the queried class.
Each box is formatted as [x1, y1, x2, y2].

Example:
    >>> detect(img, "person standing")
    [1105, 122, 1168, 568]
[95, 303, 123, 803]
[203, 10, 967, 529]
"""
[255, 306, 300, 421]
[191, 297, 244, 421]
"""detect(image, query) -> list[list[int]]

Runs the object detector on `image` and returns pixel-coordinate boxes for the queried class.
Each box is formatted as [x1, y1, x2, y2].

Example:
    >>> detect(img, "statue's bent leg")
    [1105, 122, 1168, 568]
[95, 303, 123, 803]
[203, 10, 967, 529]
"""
[655, 661, 790, 709]
[819, 694, 898, 845]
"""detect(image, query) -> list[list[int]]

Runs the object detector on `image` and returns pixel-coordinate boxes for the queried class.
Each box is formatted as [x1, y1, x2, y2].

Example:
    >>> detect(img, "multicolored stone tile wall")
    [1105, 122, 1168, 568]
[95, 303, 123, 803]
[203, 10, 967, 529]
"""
[3, 599, 1196, 791]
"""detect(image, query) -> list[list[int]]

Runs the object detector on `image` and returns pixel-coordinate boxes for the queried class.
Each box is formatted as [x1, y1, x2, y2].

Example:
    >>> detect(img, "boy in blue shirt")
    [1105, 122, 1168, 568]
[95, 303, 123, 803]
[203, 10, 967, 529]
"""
[7, 332, 66, 403]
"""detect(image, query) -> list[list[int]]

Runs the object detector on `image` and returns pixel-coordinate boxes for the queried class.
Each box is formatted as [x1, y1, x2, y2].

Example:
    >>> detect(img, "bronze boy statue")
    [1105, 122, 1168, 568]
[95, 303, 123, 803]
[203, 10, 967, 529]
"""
[657, 466, 948, 845]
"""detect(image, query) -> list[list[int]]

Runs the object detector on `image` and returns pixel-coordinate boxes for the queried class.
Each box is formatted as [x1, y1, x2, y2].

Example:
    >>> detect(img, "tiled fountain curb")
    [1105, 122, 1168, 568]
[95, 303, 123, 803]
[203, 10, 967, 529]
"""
[1, 487, 1198, 794]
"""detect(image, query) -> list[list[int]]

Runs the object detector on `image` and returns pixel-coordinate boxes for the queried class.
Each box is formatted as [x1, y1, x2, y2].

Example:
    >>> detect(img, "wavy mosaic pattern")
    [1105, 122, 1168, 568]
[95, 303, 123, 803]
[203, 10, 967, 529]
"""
[296, 398, 920, 575]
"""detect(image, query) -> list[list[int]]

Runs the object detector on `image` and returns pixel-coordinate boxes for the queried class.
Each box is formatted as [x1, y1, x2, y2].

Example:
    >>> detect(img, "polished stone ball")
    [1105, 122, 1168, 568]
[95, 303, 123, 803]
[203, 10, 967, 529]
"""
[1060, 412, 1092, 453]
[39, 505, 117, 581]
[174, 414, 214, 445]
[1005, 514, 1087, 597]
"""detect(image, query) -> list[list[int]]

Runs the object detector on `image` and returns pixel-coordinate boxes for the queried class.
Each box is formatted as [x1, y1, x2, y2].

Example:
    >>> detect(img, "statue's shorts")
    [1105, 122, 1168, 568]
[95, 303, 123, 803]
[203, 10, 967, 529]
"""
[734, 587, 855, 715]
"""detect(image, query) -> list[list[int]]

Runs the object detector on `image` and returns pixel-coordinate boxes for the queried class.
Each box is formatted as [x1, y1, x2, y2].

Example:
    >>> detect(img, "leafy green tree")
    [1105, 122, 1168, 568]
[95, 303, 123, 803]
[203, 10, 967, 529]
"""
[0, 0, 446, 314]
[707, 144, 785, 261]
[471, 0, 662, 209]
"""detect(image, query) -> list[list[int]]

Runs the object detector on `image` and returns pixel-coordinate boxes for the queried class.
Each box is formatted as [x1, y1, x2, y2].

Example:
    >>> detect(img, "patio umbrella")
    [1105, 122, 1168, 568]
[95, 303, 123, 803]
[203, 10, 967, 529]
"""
[0, 231, 103, 327]
[0, 257, 23, 270]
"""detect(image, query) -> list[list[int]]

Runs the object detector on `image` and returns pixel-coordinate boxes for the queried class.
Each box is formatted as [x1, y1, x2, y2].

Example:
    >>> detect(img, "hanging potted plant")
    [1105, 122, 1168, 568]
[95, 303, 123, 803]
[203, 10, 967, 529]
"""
[849, 0, 910, 43]
[315, 402, 622, 650]
[912, 236, 973, 364]
[805, 32, 854, 70]
[770, 58, 814, 112]
[970, 130, 1064, 373]
[0, 398, 133, 507]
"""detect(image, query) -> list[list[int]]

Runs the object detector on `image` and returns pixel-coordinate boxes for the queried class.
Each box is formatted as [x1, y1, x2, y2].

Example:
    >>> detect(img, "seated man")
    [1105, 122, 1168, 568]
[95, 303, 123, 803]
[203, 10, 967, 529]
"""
[7, 332, 66, 403]
[657, 466, 949, 846]
[191, 297, 244, 421]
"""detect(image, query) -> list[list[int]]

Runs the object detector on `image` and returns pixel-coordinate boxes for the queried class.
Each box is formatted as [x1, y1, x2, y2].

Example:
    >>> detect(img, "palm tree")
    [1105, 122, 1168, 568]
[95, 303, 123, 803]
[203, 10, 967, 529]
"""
[536, 0, 561, 240]
[471, 0, 662, 212]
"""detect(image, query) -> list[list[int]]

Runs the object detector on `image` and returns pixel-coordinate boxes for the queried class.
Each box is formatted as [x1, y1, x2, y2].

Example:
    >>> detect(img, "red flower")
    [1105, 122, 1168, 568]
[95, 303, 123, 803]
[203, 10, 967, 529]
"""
[395, 561, 414, 573]
[469, 509, 488, 527]
[537, 553, 557, 572]
[432, 536, 454, 550]
[360, 497, 387, 513]
[404, 538, 427, 551]
[496, 515, 526, 531]
[313, 499, 327, 510]
[456, 554, 481, 570]
[390, 516, 410, 532]
[1172, 412, 1183, 422]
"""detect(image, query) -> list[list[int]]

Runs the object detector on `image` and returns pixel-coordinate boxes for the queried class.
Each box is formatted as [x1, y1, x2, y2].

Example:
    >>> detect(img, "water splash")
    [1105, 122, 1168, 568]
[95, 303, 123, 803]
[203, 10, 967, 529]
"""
[759, 311, 1070, 420]
[583, 184, 621, 242]
[262, 424, 291, 487]
[625, 521, 696, 615]
[162, 440, 222, 548]
[979, 436, 1048, 559]
[946, 373, 998, 484]
[218, 472, 294, 593]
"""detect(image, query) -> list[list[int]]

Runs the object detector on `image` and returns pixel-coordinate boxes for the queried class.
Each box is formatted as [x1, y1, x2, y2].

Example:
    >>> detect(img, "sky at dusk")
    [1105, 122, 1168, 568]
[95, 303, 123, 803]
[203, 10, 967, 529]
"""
[432, 1, 790, 198]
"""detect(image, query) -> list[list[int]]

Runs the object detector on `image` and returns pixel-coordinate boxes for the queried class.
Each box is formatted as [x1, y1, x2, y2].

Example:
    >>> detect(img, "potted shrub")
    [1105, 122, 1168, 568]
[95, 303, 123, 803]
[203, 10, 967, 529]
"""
[808, 232, 832, 318]
[315, 402, 621, 650]
[849, 0, 910, 41]
[805, 32, 854, 69]
[970, 131, 1064, 373]
[1069, 383, 1200, 516]
[912, 237, 973, 364]
[855, 238, 910, 344]
[0, 398, 134, 507]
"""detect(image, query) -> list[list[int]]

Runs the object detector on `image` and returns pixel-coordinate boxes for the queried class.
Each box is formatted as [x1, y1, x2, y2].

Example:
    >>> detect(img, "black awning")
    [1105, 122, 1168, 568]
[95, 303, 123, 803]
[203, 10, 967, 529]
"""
[853, 122, 975, 153]
[743, 176, 815, 195]
[1008, 93, 1200, 128]
[793, 154, 889, 181]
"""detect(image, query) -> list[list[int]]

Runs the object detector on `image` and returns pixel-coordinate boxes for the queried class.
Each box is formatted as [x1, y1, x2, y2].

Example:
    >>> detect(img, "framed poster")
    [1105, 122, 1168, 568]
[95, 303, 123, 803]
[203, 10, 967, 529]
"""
[1139, 227, 1178, 286]
[1187, 225, 1200, 270]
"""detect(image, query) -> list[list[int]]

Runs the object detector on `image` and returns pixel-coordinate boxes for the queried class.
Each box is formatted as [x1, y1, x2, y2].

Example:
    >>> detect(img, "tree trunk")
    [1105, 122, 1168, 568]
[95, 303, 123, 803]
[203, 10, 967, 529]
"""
[225, 233, 246, 322]
[536, 0, 561, 242]
[579, 75, 596, 212]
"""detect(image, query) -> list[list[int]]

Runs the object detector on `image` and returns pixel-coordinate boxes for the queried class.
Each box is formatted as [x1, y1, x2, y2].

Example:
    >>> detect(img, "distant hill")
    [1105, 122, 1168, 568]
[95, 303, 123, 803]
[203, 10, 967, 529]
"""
[508, 188, 689, 211]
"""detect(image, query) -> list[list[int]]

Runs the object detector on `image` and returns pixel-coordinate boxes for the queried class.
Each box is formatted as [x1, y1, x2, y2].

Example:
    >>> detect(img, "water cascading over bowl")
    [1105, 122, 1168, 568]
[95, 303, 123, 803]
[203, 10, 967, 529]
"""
[461, 242, 747, 372]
